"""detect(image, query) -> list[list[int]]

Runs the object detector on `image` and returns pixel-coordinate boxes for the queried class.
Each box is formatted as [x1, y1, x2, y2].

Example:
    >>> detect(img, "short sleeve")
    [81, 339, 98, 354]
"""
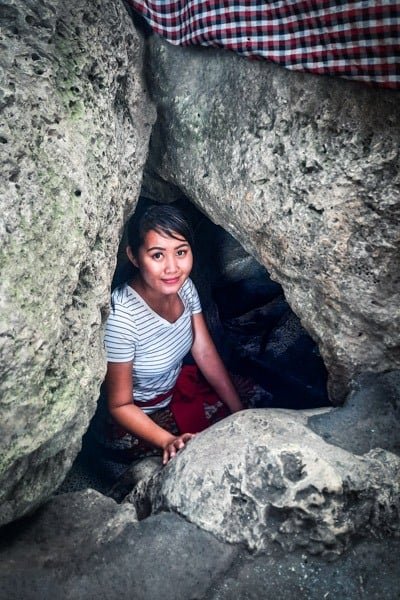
[104, 293, 136, 362]
[181, 278, 202, 315]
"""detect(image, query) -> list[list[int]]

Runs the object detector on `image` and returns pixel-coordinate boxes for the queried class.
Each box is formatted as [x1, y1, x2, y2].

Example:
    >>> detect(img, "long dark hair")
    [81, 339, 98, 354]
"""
[112, 203, 194, 292]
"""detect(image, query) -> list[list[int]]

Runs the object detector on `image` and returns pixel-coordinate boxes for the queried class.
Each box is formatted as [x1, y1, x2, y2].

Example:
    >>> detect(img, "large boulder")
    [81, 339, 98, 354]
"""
[143, 36, 400, 403]
[0, 0, 155, 526]
[130, 394, 400, 557]
[1, 489, 399, 599]
[0, 489, 236, 600]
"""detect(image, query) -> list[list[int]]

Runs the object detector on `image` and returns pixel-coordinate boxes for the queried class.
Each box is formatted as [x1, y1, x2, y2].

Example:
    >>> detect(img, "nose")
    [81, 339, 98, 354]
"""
[165, 253, 178, 274]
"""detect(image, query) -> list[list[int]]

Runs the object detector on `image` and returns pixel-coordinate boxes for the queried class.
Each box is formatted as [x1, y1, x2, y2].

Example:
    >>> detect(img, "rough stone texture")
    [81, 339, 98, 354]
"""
[0, 489, 236, 600]
[0, 0, 155, 526]
[130, 408, 400, 557]
[309, 370, 400, 455]
[205, 540, 400, 600]
[109, 455, 163, 506]
[143, 35, 400, 403]
[1, 488, 398, 600]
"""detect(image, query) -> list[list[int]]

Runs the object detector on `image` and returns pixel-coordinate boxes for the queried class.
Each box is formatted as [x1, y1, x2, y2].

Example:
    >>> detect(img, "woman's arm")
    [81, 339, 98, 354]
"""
[105, 361, 194, 464]
[191, 312, 244, 413]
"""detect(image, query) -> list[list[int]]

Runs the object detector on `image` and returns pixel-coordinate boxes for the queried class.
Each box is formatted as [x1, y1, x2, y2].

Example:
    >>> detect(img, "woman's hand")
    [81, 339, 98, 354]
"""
[162, 433, 195, 465]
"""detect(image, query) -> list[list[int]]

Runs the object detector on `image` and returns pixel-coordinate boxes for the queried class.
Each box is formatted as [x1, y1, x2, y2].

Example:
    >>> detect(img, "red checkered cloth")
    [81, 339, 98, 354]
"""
[127, 0, 400, 89]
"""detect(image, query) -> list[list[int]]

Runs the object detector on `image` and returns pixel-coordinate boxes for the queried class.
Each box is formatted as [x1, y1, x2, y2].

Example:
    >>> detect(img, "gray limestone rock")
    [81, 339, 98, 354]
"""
[109, 455, 163, 507]
[308, 370, 400, 455]
[128, 408, 400, 557]
[0, 489, 236, 600]
[0, 0, 155, 526]
[1, 489, 398, 600]
[144, 35, 400, 403]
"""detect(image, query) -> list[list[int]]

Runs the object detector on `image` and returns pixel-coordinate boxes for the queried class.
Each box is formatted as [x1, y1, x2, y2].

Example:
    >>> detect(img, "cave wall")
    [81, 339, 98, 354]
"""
[143, 36, 400, 403]
[0, 0, 155, 526]
[1, 0, 399, 527]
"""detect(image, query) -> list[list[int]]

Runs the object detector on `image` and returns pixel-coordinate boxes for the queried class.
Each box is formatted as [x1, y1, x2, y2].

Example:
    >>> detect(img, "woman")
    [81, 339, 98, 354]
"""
[103, 204, 243, 465]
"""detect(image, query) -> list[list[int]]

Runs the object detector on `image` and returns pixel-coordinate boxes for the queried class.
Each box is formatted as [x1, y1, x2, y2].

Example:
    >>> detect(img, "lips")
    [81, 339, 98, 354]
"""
[162, 277, 180, 285]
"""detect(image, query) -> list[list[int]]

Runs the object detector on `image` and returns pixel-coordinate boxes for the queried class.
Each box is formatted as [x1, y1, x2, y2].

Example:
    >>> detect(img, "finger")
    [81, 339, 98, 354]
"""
[163, 448, 169, 465]
[169, 446, 177, 459]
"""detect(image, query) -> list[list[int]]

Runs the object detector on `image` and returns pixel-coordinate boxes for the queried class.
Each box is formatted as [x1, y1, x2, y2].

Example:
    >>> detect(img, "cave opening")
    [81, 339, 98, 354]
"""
[57, 193, 331, 498]
[127, 194, 331, 412]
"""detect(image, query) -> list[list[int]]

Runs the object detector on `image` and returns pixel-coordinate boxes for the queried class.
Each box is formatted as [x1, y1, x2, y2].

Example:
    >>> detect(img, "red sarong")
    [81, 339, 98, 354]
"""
[134, 364, 229, 433]
[99, 365, 229, 462]
[94, 367, 253, 463]
[170, 364, 229, 433]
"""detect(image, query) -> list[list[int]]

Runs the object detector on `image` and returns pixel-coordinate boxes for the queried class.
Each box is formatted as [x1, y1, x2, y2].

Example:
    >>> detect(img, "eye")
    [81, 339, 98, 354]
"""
[152, 252, 163, 261]
[176, 249, 187, 257]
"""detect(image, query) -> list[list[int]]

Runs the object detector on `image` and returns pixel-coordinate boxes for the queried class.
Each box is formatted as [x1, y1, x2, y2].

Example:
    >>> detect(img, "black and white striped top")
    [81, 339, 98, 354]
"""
[104, 278, 202, 413]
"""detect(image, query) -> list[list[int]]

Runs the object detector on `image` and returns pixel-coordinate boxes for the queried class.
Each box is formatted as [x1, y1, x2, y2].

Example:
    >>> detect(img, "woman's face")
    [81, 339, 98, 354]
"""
[128, 229, 193, 297]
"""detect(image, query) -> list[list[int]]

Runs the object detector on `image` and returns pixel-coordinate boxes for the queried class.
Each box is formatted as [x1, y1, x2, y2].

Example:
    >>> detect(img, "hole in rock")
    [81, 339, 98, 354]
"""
[58, 196, 330, 499]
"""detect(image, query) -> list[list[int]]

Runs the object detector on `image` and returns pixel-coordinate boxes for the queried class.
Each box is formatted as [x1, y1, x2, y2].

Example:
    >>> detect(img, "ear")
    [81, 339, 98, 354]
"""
[126, 246, 138, 268]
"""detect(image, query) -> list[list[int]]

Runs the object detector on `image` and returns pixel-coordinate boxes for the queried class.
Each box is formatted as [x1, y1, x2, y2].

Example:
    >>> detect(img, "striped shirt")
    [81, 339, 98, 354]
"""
[104, 277, 202, 413]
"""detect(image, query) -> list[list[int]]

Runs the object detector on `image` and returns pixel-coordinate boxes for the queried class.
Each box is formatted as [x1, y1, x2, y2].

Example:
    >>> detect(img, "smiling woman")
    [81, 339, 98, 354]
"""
[127, 230, 193, 318]
[98, 204, 243, 468]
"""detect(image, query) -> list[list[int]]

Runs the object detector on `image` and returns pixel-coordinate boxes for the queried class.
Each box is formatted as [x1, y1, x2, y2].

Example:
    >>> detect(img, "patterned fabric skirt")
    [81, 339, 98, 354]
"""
[90, 365, 253, 465]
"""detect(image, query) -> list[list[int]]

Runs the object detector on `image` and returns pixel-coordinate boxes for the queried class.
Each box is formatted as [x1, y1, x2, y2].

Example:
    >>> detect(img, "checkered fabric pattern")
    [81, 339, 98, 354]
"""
[127, 0, 400, 89]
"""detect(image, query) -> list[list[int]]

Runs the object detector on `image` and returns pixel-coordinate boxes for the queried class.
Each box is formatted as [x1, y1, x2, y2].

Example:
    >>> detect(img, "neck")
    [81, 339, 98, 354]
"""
[130, 274, 183, 323]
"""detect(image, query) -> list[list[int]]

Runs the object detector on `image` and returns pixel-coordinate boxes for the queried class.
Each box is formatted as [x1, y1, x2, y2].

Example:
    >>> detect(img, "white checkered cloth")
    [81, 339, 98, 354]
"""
[128, 0, 400, 88]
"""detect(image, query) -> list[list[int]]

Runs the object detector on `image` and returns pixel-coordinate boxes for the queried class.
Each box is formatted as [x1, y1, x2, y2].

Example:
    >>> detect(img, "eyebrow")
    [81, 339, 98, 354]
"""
[146, 242, 189, 252]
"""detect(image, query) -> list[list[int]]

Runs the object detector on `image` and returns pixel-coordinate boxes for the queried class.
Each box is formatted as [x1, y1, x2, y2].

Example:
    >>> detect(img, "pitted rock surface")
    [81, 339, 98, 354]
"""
[143, 35, 400, 403]
[0, 0, 155, 526]
[130, 409, 400, 556]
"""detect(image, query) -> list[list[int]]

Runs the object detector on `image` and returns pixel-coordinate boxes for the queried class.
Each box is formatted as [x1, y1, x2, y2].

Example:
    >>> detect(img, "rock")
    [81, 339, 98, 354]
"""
[119, 455, 163, 485]
[1, 488, 398, 600]
[205, 538, 400, 600]
[143, 35, 400, 403]
[0, 489, 236, 600]
[309, 370, 400, 455]
[129, 409, 400, 557]
[109, 455, 162, 505]
[0, 0, 155, 526]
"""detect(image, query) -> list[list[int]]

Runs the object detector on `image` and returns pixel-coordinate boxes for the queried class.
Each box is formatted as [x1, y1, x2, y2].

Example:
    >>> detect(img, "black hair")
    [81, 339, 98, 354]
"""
[112, 204, 194, 292]
[128, 204, 194, 256]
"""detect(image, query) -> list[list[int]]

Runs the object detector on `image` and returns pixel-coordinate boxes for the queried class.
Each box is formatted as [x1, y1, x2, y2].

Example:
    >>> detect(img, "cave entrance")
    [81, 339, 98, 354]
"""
[57, 194, 330, 497]
[127, 195, 331, 411]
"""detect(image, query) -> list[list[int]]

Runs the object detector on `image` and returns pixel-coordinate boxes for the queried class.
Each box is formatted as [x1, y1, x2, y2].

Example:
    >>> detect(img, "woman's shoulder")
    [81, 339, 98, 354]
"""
[107, 285, 141, 337]
[180, 278, 201, 313]
[110, 284, 142, 316]
[180, 277, 196, 295]
[111, 283, 131, 305]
